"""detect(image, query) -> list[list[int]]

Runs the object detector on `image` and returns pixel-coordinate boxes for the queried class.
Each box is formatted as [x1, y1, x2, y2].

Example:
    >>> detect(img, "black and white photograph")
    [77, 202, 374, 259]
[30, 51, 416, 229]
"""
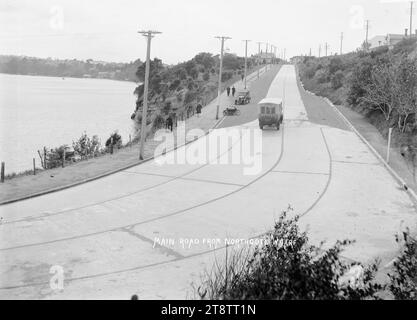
[1, 0, 417, 308]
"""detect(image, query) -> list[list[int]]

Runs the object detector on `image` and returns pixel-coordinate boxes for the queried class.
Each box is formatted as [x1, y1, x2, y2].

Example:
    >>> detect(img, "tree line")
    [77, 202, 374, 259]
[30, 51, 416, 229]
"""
[0, 55, 141, 82]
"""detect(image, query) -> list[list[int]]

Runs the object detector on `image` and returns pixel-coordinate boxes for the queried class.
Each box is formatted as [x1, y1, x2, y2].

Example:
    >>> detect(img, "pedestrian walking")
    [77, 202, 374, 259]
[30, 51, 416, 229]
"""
[226, 87, 231, 97]
[196, 103, 202, 117]
[232, 86, 236, 97]
[165, 116, 173, 132]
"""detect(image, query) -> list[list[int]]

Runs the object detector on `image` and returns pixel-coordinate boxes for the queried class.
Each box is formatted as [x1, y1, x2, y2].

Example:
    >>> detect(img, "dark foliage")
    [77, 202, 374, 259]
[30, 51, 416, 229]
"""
[197, 210, 382, 300]
[389, 230, 417, 300]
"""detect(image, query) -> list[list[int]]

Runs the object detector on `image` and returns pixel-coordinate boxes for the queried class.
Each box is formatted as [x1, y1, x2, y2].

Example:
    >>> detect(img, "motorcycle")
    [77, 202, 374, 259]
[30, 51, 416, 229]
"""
[223, 106, 241, 116]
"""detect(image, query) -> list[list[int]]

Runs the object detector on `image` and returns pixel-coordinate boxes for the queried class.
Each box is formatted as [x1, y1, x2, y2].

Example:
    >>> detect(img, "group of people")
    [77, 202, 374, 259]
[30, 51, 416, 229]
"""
[226, 86, 236, 97]
[164, 103, 203, 132]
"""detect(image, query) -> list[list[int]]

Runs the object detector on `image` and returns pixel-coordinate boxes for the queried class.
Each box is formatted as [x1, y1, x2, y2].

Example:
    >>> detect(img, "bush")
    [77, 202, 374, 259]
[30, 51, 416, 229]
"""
[196, 210, 382, 300]
[203, 72, 210, 81]
[347, 58, 373, 106]
[315, 69, 328, 84]
[152, 113, 165, 130]
[329, 57, 343, 75]
[221, 71, 233, 82]
[169, 79, 181, 91]
[44, 145, 71, 169]
[184, 90, 197, 104]
[105, 131, 122, 149]
[73, 132, 101, 158]
[389, 230, 417, 300]
[331, 70, 345, 89]
[189, 67, 199, 79]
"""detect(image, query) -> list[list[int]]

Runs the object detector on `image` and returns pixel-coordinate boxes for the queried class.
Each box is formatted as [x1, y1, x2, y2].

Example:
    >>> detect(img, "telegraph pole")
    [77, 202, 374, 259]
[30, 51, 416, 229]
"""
[410, 1, 414, 38]
[215, 36, 231, 120]
[257, 41, 262, 79]
[319, 44, 322, 58]
[265, 43, 269, 70]
[137, 30, 161, 160]
[340, 32, 344, 55]
[243, 39, 251, 89]
[325, 42, 329, 56]
[365, 20, 370, 50]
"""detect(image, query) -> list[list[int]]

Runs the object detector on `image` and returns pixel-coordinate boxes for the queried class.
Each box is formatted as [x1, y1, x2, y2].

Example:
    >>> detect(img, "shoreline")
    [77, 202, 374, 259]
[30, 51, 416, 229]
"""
[0, 65, 280, 204]
[0, 72, 140, 84]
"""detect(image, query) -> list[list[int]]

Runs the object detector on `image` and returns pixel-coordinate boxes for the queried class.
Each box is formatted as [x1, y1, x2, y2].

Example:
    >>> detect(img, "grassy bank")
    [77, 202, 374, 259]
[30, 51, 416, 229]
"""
[296, 39, 417, 176]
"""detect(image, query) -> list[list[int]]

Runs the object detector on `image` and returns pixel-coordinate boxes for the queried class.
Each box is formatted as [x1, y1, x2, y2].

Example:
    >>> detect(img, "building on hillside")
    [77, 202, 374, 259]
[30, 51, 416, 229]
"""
[368, 35, 388, 50]
[253, 52, 275, 64]
[368, 31, 414, 50]
[385, 34, 407, 48]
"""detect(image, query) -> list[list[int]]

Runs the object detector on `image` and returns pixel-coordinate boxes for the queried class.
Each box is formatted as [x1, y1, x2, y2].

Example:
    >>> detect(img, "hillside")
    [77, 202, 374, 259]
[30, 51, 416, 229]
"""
[132, 52, 262, 126]
[297, 38, 417, 162]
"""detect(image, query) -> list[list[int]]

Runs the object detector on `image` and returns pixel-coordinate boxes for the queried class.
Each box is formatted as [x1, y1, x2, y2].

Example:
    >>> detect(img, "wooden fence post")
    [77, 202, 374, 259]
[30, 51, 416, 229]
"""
[110, 137, 114, 154]
[62, 149, 66, 168]
[44, 147, 47, 169]
[33, 158, 36, 175]
[129, 134, 132, 147]
[1, 162, 4, 183]
[386, 128, 393, 164]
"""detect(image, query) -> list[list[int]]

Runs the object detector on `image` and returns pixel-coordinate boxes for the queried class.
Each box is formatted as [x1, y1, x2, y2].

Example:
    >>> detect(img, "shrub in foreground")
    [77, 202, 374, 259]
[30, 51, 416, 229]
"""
[389, 230, 417, 300]
[196, 210, 382, 300]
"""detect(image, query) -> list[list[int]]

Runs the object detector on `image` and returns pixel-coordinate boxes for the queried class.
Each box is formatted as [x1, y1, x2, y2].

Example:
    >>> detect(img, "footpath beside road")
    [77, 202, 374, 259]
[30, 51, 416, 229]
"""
[336, 105, 417, 195]
[0, 65, 280, 204]
[295, 69, 417, 198]
[1, 65, 415, 299]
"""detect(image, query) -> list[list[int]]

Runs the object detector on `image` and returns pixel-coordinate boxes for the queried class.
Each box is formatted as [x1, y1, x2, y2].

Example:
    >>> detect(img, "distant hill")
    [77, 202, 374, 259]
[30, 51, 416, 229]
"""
[0, 55, 142, 82]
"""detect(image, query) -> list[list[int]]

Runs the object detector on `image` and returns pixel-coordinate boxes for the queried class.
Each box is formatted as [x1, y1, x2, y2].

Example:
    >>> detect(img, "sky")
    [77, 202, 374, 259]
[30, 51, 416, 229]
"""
[0, 0, 415, 64]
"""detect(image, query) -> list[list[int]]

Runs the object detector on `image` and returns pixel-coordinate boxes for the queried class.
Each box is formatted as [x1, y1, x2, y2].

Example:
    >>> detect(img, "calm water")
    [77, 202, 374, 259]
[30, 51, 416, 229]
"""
[0, 73, 138, 173]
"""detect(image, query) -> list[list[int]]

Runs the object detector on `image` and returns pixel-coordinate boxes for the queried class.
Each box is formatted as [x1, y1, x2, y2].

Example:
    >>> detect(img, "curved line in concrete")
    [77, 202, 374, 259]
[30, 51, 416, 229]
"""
[0, 123, 285, 251]
[0, 124, 288, 290]
[0, 123, 336, 291]
[2, 126, 246, 225]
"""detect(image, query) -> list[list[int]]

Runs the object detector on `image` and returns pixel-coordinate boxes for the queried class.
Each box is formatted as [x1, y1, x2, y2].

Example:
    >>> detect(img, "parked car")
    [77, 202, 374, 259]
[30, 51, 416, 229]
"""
[235, 90, 251, 105]
[258, 98, 284, 130]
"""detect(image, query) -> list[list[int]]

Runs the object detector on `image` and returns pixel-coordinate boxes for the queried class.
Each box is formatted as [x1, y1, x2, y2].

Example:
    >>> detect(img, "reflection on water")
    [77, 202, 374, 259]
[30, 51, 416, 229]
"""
[0, 73, 138, 173]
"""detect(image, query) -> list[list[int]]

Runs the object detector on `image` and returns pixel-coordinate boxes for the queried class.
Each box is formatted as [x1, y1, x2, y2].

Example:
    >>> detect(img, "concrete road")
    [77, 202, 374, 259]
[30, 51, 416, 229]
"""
[0, 65, 415, 299]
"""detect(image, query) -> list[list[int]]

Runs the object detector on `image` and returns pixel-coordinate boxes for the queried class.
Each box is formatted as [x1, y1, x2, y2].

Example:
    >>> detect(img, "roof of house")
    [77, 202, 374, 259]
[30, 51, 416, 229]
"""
[386, 34, 405, 40]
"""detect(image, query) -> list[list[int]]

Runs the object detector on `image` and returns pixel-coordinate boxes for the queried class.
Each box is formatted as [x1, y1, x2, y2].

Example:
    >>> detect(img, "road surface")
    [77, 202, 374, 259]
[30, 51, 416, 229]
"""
[0, 65, 415, 299]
